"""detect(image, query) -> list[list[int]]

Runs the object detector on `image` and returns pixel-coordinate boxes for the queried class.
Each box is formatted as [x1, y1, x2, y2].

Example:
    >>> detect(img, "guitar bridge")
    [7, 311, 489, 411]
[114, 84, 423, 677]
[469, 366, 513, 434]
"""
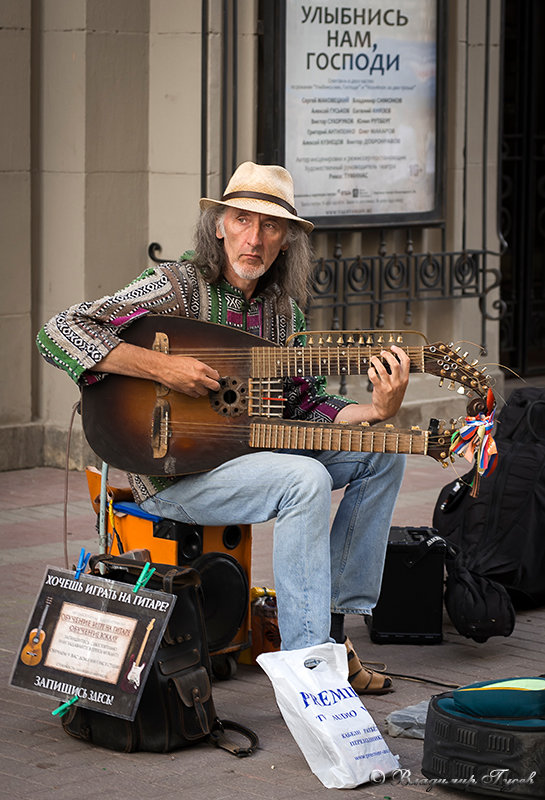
[151, 398, 170, 458]
[153, 331, 170, 397]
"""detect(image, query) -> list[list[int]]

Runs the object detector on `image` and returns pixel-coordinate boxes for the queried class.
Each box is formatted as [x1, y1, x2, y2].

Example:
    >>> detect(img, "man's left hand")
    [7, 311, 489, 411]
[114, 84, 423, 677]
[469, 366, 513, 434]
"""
[335, 345, 410, 426]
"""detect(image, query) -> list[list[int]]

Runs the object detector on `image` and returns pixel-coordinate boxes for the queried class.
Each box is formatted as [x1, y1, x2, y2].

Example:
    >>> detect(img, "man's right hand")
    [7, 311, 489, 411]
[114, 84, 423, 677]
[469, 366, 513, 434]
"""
[159, 354, 221, 397]
[91, 342, 221, 398]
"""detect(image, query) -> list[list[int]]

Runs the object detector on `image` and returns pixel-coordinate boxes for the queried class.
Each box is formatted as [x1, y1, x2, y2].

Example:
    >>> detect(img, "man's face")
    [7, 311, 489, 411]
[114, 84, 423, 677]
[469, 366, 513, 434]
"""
[217, 207, 289, 283]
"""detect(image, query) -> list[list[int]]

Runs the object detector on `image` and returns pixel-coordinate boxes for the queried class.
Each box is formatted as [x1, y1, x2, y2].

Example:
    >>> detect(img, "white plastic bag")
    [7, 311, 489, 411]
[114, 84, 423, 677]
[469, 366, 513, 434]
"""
[257, 642, 399, 789]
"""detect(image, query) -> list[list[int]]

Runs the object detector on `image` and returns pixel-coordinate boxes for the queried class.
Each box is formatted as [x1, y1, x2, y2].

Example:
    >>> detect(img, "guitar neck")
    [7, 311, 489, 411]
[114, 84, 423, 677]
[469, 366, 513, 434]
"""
[135, 620, 155, 666]
[249, 420, 429, 457]
[251, 344, 424, 379]
[36, 597, 52, 635]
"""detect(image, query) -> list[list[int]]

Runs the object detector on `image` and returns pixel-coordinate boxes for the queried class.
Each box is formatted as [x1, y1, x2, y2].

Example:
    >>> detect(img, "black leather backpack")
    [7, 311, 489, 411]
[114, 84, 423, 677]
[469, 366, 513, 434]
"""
[61, 555, 258, 756]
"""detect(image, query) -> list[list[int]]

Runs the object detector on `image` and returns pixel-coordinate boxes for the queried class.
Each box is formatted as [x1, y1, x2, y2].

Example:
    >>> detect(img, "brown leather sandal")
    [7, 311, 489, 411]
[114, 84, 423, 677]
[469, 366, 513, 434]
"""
[344, 636, 394, 695]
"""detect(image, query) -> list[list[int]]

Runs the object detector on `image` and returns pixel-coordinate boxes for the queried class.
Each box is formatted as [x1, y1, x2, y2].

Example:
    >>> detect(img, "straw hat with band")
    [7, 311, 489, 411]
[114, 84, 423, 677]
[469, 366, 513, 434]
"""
[199, 161, 314, 234]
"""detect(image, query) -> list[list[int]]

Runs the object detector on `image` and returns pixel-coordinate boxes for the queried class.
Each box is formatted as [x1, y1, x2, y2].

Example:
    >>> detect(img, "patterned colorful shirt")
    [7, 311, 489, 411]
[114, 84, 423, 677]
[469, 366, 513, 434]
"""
[37, 260, 354, 502]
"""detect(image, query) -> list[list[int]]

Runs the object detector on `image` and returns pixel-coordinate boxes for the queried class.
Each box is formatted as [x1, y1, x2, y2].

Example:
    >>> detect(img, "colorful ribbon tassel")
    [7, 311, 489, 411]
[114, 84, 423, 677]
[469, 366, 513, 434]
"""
[450, 407, 498, 496]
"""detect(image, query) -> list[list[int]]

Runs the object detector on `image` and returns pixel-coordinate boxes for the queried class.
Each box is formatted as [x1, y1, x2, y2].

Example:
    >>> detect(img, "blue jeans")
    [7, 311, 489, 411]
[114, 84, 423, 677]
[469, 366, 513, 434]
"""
[141, 449, 406, 650]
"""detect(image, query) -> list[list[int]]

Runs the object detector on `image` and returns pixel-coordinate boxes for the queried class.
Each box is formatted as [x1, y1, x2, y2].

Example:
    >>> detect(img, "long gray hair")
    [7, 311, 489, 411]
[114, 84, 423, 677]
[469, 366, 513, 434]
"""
[191, 206, 314, 310]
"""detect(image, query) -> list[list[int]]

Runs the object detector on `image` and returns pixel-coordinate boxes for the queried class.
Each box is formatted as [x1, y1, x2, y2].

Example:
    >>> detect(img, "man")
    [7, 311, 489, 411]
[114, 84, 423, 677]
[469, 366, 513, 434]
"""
[38, 162, 410, 694]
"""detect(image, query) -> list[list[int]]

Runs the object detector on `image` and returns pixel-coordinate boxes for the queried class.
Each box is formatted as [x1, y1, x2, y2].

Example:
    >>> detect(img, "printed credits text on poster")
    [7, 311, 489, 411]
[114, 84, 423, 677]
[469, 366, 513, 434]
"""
[285, 1, 438, 221]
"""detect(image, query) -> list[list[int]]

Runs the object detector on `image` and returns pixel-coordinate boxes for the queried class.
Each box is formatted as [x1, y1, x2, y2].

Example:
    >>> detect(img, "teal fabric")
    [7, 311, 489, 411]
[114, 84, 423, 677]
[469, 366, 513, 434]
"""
[451, 677, 545, 720]
[438, 696, 545, 727]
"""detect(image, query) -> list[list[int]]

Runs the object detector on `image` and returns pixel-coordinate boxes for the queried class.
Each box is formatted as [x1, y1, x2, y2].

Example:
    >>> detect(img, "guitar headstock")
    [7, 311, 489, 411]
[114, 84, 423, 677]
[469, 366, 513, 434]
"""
[425, 417, 456, 467]
[424, 343, 492, 401]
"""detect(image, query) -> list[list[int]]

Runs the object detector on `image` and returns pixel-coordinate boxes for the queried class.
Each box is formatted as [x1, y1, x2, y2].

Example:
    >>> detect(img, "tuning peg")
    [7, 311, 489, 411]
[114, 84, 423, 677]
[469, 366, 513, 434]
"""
[454, 346, 461, 352]
[388, 333, 395, 343]
[358, 334, 365, 344]
[462, 351, 469, 359]
[377, 335, 384, 344]
[411, 425, 421, 430]
[360, 421, 370, 427]
[396, 334, 404, 343]
[448, 381, 456, 391]
[438, 377, 444, 388]
[366, 335, 374, 345]
[326, 335, 333, 343]
[307, 336, 314, 345]
[318, 336, 324, 345]
[347, 335, 354, 343]
[385, 423, 394, 428]
[457, 386, 466, 395]
[337, 335, 344, 344]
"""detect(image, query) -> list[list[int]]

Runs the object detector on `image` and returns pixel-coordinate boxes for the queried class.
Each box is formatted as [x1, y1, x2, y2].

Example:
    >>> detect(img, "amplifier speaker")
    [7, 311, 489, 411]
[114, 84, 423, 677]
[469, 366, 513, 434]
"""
[367, 526, 446, 644]
[85, 467, 251, 677]
[110, 505, 252, 672]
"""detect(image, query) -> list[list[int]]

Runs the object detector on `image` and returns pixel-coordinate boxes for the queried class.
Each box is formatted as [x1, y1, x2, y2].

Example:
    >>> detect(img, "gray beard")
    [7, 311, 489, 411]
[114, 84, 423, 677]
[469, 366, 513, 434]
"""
[231, 260, 266, 280]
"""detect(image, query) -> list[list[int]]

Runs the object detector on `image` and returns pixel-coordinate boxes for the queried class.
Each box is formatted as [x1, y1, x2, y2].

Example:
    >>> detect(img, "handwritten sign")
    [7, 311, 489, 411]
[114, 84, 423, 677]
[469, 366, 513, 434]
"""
[10, 567, 175, 720]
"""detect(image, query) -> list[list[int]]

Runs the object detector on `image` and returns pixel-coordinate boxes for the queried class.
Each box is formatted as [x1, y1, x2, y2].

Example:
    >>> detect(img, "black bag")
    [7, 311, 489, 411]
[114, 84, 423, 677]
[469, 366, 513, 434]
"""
[443, 547, 516, 643]
[422, 686, 545, 798]
[61, 555, 258, 756]
[433, 388, 545, 613]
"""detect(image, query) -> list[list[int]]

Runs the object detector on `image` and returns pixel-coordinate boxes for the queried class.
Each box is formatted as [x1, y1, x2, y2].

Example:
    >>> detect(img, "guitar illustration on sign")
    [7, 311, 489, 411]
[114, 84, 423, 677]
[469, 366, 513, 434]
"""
[20, 596, 53, 667]
[121, 618, 156, 693]
[81, 316, 494, 476]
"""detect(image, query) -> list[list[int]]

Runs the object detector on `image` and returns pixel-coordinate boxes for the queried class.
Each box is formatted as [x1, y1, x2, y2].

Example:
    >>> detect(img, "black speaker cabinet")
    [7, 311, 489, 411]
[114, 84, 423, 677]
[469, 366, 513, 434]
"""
[366, 526, 446, 644]
[109, 501, 251, 674]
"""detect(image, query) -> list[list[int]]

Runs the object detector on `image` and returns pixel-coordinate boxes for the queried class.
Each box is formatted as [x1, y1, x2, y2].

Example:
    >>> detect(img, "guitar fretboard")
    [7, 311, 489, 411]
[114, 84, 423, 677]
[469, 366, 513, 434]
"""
[250, 344, 425, 378]
[249, 421, 429, 456]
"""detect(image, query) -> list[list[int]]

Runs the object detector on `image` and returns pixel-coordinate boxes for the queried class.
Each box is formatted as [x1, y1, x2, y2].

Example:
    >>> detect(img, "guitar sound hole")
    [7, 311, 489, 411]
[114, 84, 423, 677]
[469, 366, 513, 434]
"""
[209, 376, 248, 417]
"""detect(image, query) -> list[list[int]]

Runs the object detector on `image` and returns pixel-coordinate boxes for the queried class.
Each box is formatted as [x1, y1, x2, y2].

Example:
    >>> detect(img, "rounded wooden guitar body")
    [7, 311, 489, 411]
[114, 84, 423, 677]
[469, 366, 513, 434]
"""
[81, 317, 270, 475]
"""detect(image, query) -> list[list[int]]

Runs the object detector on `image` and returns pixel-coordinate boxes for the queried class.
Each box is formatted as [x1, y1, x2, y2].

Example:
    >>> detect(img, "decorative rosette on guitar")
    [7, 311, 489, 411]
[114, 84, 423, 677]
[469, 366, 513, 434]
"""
[449, 389, 497, 496]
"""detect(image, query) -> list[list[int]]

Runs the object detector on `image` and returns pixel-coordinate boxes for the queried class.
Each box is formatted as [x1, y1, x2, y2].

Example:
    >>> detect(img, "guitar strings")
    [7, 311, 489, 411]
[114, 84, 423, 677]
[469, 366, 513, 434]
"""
[162, 421, 432, 442]
[157, 347, 488, 383]
[166, 346, 428, 356]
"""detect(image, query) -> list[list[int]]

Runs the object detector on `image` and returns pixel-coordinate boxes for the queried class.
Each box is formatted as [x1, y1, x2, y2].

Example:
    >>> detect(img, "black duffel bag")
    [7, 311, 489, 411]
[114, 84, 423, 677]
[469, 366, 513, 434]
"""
[61, 555, 258, 756]
[433, 387, 545, 610]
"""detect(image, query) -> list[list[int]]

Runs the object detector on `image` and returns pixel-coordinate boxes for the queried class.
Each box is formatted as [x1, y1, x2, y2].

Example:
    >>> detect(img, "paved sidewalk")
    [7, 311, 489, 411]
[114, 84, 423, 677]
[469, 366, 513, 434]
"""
[1, 456, 544, 800]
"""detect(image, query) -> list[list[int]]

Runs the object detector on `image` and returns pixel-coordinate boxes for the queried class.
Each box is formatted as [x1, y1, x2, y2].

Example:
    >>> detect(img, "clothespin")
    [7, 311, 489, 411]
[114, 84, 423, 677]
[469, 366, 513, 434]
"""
[107, 497, 124, 554]
[108, 497, 115, 529]
[52, 695, 79, 717]
[75, 548, 91, 579]
[133, 562, 156, 593]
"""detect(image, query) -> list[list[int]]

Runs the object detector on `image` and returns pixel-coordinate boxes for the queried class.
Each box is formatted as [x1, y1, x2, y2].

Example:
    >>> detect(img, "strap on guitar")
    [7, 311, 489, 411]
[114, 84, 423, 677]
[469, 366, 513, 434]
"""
[210, 718, 260, 758]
